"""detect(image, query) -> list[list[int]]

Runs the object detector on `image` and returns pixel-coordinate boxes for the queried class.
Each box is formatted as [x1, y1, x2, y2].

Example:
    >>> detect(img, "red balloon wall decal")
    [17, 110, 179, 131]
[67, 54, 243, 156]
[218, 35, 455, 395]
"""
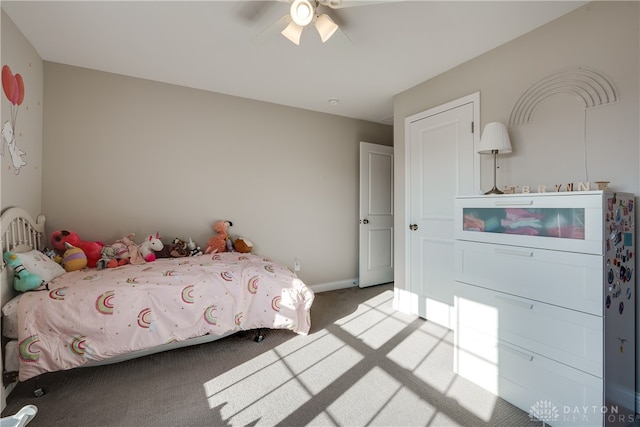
[2, 64, 27, 174]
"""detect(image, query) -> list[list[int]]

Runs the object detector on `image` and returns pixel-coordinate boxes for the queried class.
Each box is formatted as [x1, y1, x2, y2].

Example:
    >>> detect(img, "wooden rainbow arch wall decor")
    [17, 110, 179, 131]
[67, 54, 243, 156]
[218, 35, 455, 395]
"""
[509, 67, 618, 127]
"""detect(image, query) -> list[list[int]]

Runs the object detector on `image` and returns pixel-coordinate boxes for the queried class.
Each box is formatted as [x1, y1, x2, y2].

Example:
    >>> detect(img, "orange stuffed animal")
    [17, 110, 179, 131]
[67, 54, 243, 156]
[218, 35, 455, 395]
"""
[205, 220, 232, 254]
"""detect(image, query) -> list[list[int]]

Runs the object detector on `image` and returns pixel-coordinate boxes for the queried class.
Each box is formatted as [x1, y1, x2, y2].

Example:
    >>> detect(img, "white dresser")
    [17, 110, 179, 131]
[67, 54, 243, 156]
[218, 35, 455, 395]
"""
[453, 191, 635, 426]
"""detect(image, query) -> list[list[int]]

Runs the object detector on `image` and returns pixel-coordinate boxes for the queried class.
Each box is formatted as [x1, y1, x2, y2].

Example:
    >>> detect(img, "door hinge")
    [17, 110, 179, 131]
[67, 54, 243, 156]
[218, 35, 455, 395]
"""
[471, 121, 474, 134]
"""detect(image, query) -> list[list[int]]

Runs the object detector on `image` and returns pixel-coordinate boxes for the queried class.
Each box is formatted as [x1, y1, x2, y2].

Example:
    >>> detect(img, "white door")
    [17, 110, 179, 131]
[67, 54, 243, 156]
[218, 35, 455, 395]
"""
[359, 142, 394, 288]
[408, 96, 477, 328]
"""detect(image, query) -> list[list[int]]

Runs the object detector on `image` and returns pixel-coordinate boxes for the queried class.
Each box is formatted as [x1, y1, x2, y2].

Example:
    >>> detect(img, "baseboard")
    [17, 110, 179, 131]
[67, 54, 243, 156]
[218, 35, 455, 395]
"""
[310, 278, 358, 293]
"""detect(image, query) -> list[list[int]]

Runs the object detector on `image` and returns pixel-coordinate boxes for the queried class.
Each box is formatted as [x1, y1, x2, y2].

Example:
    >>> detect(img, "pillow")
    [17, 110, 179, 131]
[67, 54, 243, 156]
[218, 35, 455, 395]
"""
[16, 249, 66, 282]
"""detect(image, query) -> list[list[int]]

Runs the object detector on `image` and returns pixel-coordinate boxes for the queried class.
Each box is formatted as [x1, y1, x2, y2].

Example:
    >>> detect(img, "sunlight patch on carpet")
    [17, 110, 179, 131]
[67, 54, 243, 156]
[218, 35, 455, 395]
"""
[446, 375, 499, 421]
[321, 366, 437, 426]
[335, 291, 410, 349]
[203, 331, 362, 425]
[201, 287, 503, 425]
[387, 326, 458, 395]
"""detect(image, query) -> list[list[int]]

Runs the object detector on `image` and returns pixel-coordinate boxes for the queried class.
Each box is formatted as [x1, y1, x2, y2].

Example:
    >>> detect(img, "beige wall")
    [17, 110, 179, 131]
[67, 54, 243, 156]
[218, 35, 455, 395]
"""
[394, 1, 639, 292]
[1, 10, 43, 217]
[0, 9, 45, 410]
[42, 62, 392, 287]
[393, 0, 639, 401]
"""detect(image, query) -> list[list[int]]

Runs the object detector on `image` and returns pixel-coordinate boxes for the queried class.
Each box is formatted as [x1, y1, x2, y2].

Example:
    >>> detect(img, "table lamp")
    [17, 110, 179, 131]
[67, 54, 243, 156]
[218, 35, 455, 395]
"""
[478, 122, 512, 194]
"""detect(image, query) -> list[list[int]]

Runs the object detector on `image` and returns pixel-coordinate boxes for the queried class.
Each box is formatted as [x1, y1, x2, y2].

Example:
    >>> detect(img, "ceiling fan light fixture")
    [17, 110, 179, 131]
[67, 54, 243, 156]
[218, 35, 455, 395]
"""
[281, 21, 304, 45]
[315, 14, 339, 43]
[290, 0, 314, 27]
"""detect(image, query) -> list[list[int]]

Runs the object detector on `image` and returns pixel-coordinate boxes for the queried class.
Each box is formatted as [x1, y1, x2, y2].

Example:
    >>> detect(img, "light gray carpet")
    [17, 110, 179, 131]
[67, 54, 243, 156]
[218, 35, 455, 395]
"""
[2, 283, 534, 426]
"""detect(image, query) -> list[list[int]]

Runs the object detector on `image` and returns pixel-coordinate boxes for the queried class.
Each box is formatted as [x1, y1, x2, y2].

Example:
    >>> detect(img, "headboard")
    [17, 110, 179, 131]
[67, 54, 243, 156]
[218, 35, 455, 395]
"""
[1, 207, 46, 305]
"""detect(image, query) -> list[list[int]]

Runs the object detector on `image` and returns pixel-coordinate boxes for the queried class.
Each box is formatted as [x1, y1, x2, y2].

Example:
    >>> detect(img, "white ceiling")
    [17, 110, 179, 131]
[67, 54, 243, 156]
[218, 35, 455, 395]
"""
[2, 0, 586, 125]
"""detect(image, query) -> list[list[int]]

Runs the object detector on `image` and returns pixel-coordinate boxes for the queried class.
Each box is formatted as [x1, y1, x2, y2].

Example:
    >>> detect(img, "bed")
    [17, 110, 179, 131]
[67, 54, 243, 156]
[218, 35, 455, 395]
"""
[1, 207, 314, 385]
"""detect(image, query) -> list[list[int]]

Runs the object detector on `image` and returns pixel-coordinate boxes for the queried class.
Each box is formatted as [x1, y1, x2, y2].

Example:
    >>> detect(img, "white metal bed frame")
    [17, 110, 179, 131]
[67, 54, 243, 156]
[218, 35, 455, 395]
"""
[1, 207, 46, 305]
[0, 207, 259, 404]
[1, 207, 46, 410]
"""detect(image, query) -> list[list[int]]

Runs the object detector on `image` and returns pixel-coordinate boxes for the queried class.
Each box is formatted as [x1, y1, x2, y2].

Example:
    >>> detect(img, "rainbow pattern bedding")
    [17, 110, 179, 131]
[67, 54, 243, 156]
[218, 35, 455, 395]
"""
[15, 252, 314, 381]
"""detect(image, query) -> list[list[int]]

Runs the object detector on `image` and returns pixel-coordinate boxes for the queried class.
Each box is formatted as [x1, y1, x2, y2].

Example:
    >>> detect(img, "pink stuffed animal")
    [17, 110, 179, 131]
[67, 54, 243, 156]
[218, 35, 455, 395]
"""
[205, 220, 232, 254]
[116, 233, 145, 265]
[50, 230, 103, 269]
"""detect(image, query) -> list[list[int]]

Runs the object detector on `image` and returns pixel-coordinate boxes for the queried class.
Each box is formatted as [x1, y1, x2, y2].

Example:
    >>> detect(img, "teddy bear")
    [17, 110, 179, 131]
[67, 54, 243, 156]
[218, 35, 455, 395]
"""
[50, 230, 103, 269]
[205, 220, 232, 254]
[234, 237, 253, 253]
[3, 251, 45, 292]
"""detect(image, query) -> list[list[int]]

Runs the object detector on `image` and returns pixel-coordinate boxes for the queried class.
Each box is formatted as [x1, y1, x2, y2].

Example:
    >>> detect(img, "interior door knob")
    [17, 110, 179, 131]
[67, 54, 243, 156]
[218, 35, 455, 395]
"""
[410, 224, 418, 231]
[362, 219, 369, 224]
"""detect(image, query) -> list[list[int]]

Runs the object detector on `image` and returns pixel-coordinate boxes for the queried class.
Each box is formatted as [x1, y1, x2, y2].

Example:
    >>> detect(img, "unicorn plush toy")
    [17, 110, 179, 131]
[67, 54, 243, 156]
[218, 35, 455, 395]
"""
[138, 233, 164, 262]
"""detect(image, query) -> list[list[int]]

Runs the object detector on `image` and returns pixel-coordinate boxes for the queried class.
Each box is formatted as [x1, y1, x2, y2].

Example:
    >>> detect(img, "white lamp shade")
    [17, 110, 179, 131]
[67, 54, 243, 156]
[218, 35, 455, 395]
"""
[478, 122, 512, 154]
[290, 0, 314, 26]
[281, 21, 304, 45]
[315, 14, 339, 43]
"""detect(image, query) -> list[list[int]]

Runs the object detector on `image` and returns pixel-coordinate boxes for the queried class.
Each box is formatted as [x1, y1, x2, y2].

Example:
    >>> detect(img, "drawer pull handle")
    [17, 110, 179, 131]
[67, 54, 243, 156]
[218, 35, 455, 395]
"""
[494, 294, 534, 310]
[498, 343, 534, 362]
[495, 248, 534, 257]
[494, 200, 534, 206]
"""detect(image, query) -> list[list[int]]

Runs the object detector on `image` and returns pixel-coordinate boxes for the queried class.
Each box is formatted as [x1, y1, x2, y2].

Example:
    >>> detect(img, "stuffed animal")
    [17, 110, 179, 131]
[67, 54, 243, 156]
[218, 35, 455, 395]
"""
[61, 243, 87, 272]
[111, 241, 130, 261]
[3, 251, 45, 292]
[170, 238, 188, 258]
[234, 237, 254, 253]
[116, 233, 145, 265]
[50, 230, 103, 269]
[42, 247, 57, 260]
[187, 238, 203, 257]
[96, 245, 129, 270]
[147, 237, 184, 259]
[205, 220, 232, 254]
[139, 233, 164, 262]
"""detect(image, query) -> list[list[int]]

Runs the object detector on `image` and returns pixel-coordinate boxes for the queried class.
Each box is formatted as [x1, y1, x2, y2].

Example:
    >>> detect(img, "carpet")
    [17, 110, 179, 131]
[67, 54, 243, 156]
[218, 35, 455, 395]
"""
[2, 283, 534, 426]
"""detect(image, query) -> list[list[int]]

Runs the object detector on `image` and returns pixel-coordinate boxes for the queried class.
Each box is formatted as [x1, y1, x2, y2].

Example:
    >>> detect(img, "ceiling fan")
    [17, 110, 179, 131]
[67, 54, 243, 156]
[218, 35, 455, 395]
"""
[282, 0, 339, 45]
[249, 0, 401, 46]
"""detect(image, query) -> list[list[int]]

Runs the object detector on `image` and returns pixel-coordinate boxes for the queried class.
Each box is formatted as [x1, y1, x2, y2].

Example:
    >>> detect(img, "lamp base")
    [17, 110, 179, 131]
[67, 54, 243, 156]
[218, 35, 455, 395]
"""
[484, 186, 504, 195]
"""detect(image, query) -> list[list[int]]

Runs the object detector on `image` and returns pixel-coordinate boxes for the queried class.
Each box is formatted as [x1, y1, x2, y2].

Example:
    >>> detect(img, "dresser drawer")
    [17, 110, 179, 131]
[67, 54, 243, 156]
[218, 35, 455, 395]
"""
[455, 281, 602, 376]
[455, 240, 602, 315]
[455, 331, 604, 426]
[455, 192, 604, 254]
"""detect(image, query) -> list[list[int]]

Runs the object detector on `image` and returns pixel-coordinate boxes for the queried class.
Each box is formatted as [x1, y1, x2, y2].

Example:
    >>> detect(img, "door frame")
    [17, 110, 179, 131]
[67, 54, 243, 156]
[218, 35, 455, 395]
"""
[398, 92, 480, 318]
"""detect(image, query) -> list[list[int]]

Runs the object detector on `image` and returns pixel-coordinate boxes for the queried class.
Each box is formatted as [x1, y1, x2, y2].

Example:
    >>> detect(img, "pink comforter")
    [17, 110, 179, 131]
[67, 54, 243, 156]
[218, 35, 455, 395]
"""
[16, 253, 314, 381]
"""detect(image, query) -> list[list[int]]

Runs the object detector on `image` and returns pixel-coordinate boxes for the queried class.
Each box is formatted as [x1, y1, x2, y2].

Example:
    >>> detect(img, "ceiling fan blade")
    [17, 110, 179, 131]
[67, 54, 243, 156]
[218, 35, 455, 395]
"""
[251, 14, 291, 43]
[321, 0, 403, 9]
[317, 5, 348, 30]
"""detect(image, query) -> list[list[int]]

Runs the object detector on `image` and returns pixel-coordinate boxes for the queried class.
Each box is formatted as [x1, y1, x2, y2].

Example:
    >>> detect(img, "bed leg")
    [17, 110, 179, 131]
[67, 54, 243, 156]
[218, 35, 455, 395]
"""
[33, 377, 45, 397]
[2, 371, 18, 385]
[254, 329, 264, 343]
